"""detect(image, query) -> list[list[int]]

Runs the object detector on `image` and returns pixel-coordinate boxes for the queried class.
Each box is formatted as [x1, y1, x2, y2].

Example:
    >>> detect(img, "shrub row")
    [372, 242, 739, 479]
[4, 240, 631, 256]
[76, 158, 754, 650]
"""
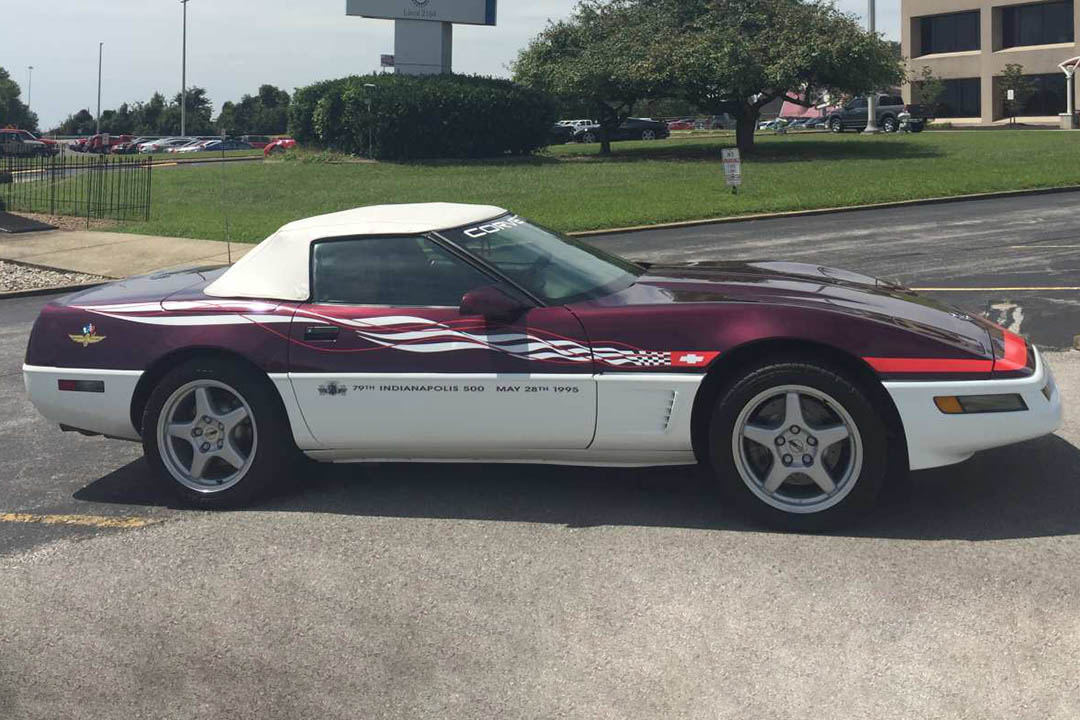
[288, 74, 556, 160]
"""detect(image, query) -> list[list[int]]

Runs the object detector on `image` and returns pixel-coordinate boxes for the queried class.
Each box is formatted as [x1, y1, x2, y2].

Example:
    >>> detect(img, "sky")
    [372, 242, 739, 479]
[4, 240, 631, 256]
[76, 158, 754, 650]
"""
[3, 0, 900, 131]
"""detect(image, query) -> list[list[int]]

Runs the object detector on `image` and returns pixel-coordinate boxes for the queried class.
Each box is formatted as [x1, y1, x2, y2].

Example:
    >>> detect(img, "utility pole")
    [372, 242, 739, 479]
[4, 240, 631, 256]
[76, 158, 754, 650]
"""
[27, 66, 33, 115]
[864, 0, 880, 133]
[181, 0, 190, 136]
[96, 43, 103, 135]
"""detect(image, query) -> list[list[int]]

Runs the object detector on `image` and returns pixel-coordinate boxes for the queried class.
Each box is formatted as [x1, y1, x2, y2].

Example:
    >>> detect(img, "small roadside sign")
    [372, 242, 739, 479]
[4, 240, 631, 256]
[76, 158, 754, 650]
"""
[381, 54, 395, 68]
[722, 148, 742, 193]
[1007, 88, 1015, 101]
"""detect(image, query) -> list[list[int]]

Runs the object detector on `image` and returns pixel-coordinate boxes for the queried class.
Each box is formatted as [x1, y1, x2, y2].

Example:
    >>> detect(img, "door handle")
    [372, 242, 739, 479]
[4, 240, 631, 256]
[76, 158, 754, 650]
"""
[304, 325, 340, 342]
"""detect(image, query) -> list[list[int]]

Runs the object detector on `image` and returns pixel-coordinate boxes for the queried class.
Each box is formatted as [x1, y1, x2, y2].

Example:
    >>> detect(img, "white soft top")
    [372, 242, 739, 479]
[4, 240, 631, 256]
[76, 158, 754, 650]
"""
[205, 202, 507, 301]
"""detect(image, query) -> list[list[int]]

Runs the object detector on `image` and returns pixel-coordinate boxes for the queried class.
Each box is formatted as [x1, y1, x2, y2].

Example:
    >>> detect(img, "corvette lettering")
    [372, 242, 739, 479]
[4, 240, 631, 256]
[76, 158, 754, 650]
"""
[463, 215, 528, 239]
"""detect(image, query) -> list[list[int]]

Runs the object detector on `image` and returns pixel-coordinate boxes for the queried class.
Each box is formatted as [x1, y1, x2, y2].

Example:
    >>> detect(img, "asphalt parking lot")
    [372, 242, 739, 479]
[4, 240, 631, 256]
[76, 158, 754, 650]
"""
[2, 193, 1079, 719]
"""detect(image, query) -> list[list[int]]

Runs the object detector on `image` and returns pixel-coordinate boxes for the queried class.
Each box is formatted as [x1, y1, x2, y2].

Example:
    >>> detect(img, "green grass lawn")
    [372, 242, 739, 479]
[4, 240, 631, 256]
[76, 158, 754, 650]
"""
[117, 131, 1080, 243]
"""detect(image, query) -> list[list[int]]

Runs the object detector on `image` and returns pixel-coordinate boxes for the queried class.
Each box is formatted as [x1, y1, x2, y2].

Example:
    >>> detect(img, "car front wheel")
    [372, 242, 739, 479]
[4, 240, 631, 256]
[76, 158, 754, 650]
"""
[708, 360, 889, 530]
[641, 129, 657, 140]
[829, 118, 843, 133]
[142, 357, 299, 507]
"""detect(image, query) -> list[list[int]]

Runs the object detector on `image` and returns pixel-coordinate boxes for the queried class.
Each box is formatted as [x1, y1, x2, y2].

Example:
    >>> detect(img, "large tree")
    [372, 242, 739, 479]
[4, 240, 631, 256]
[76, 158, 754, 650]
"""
[657, 0, 903, 152]
[513, 0, 674, 154]
[0, 66, 38, 131]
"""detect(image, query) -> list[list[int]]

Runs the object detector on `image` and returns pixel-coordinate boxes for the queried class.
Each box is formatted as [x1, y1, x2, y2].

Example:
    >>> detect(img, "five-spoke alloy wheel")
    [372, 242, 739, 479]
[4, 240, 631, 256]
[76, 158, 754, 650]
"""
[143, 357, 297, 507]
[732, 385, 862, 515]
[157, 380, 258, 493]
[709, 359, 890, 530]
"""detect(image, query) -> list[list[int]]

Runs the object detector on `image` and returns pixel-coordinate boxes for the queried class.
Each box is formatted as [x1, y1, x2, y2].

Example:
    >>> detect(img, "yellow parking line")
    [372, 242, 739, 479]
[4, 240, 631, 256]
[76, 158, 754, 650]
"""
[913, 286, 1080, 291]
[0, 512, 156, 529]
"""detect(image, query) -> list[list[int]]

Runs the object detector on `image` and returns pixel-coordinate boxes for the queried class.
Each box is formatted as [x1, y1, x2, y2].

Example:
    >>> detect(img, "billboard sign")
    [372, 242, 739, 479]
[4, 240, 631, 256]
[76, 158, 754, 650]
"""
[346, 0, 497, 26]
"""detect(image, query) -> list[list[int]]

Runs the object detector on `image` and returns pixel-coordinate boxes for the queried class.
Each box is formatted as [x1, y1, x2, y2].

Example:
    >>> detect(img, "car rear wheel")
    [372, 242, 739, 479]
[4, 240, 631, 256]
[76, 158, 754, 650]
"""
[882, 115, 898, 133]
[641, 129, 657, 140]
[142, 358, 298, 507]
[582, 131, 598, 144]
[829, 118, 843, 133]
[708, 360, 889, 530]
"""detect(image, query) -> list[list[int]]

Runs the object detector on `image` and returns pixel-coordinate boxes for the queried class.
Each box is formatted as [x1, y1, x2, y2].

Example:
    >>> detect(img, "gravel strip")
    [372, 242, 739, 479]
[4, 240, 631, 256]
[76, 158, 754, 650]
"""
[0, 260, 108, 293]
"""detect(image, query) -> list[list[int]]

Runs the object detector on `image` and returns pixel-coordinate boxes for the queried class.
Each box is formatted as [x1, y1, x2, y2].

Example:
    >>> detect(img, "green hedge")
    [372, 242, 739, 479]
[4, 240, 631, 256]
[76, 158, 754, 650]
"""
[288, 74, 556, 160]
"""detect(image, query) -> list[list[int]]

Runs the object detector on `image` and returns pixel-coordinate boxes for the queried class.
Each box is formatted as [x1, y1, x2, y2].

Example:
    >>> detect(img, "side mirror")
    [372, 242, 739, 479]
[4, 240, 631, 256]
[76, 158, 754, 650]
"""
[460, 285, 530, 323]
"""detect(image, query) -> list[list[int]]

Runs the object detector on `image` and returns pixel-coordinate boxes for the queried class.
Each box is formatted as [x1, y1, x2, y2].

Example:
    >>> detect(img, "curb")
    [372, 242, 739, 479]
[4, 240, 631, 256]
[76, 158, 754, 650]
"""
[0, 281, 108, 301]
[567, 184, 1080, 238]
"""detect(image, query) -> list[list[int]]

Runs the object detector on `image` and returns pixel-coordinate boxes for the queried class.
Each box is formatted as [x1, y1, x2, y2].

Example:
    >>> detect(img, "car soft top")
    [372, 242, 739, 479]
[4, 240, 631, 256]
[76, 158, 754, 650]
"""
[204, 202, 507, 301]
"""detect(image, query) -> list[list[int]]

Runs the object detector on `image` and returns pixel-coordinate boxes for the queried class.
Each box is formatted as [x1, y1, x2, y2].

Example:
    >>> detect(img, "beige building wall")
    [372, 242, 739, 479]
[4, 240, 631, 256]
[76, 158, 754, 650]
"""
[901, 0, 1080, 123]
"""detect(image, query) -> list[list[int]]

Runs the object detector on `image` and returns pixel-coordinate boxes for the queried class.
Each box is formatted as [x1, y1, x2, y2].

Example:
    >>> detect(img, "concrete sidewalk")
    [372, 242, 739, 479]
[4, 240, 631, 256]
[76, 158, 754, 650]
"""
[0, 230, 249, 278]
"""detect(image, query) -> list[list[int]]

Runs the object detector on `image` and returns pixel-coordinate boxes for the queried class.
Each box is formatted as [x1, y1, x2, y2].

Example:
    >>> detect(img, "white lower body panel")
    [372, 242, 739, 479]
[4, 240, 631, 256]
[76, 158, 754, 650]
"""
[23, 364, 142, 441]
[884, 347, 1062, 470]
[284, 372, 703, 466]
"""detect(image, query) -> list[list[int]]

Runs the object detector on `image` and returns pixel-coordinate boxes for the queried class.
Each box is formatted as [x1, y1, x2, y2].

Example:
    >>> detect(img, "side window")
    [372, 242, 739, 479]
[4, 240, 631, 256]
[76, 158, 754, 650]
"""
[312, 236, 493, 307]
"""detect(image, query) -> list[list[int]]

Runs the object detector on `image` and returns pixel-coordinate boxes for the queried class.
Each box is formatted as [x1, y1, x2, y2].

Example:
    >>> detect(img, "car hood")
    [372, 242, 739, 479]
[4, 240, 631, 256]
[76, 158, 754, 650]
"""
[605, 260, 995, 356]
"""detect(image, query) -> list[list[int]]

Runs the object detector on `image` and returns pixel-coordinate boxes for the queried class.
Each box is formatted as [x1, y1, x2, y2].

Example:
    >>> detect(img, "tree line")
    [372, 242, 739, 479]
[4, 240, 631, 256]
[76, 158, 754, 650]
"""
[48, 84, 291, 137]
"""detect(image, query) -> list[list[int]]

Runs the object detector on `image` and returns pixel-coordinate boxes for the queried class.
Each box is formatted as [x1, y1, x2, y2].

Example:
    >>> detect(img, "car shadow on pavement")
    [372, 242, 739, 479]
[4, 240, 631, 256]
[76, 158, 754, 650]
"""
[75, 434, 1080, 542]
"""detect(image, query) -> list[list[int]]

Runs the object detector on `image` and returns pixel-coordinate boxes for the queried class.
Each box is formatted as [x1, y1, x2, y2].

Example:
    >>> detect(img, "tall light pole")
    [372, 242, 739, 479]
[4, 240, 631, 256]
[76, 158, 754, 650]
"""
[181, 0, 191, 137]
[26, 66, 33, 116]
[96, 43, 103, 135]
[864, 0, 880, 133]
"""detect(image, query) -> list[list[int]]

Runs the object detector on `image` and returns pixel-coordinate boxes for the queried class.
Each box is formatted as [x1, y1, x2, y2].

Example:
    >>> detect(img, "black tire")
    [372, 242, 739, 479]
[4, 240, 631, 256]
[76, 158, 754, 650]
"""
[641, 129, 656, 140]
[583, 132, 597, 144]
[708, 359, 890, 531]
[829, 118, 843, 133]
[881, 115, 898, 133]
[142, 357, 299, 508]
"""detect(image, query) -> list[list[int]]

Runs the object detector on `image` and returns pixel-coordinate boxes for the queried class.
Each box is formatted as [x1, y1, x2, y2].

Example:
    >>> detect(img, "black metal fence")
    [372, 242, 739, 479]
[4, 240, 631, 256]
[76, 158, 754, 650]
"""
[0, 153, 152, 222]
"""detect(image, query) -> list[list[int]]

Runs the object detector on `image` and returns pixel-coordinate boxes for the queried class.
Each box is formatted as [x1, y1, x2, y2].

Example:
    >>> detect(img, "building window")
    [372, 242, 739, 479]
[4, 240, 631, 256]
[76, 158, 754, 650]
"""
[919, 11, 981, 54]
[1018, 74, 1067, 115]
[1001, 1, 1074, 48]
[933, 78, 982, 117]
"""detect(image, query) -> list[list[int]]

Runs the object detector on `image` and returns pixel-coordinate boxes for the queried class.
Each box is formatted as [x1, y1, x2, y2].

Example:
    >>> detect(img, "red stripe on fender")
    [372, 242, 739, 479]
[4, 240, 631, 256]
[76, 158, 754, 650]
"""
[863, 357, 994, 374]
[994, 330, 1029, 373]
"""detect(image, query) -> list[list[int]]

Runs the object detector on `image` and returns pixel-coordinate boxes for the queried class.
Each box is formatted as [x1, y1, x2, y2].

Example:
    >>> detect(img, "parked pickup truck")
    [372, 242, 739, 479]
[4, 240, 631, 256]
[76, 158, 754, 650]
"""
[825, 95, 933, 133]
[0, 129, 50, 157]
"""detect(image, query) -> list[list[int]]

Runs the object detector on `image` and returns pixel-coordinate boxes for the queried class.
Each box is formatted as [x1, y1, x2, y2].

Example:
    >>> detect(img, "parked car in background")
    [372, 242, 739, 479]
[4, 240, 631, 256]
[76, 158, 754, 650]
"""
[7, 129, 59, 155]
[825, 95, 931, 134]
[84, 134, 135, 154]
[170, 139, 215, 154]
[198, 139, 254, 153]
[239, 135, 271, 149]
[263, 137, 297, 156]
[139, 137, 194, 154]
[0, 129, 50, 157]
[667, 118, 696, 131]
[549, 124, 575, 144]
[574, 117, 671, 143]
[558, 119, 596, 131]
[111, 137, 157, 155]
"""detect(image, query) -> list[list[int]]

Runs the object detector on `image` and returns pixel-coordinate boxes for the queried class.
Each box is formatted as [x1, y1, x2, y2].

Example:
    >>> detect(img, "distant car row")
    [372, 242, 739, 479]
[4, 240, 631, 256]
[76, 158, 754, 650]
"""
[550, 117, 672, 145]
[67, 134, 275, 155]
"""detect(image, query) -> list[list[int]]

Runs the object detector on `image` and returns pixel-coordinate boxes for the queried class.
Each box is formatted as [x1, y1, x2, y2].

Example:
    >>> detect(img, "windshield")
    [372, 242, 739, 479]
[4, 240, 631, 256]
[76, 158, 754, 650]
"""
[441, 215, 643, 305]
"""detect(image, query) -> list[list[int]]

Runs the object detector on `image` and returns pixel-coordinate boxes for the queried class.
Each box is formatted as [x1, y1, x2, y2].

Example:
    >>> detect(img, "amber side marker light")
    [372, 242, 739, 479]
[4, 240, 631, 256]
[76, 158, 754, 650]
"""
[934, 394, 1028, 414]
